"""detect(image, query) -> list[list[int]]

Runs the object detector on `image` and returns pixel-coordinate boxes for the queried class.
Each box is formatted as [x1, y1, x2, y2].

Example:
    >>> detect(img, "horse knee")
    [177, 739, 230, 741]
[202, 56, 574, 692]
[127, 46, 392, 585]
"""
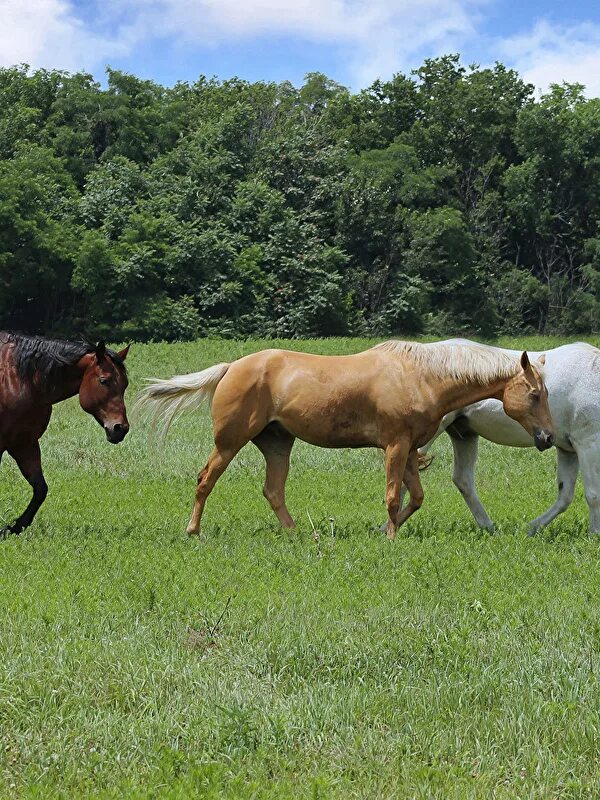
[411, 489, 424, 509]
[195, 470, 210, 498]
[555, 493, 573, 513]
[585, 486, 600, 511]
[453, 479, 466, 496]
[196, 467, 206, 482]
[263, 484, 283, 510]
[452, 474, 470, 497]
[34, 475, 48, 501]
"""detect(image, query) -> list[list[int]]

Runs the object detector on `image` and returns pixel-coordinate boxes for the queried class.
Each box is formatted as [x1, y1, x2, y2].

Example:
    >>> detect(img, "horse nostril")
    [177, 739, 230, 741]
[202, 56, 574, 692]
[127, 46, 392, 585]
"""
[104, 422, 129, 442]
[540, 431, 555, 449]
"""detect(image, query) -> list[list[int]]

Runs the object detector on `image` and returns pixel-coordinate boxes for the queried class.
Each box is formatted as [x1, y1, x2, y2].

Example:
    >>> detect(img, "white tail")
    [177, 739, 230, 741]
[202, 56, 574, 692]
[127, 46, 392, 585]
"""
[135, 362, 230, 434]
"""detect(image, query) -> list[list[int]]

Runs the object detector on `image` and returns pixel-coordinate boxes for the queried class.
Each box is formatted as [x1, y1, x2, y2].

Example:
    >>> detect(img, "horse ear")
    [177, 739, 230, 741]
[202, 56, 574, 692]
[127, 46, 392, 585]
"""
[117, 344, 130, 361]
[96, 340, 106, 361]
[520, 351, 530, 371]
[538, 353, 546, 366]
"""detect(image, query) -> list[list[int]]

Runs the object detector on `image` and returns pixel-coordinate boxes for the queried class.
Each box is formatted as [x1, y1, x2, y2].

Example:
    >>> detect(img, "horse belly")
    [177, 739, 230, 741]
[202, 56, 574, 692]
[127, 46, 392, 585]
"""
[276, 404, 380, 449]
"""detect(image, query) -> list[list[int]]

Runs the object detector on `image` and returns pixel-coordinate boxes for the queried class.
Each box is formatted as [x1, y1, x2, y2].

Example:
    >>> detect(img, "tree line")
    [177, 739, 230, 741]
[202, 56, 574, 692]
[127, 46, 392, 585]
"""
[1, 55, 599, 340]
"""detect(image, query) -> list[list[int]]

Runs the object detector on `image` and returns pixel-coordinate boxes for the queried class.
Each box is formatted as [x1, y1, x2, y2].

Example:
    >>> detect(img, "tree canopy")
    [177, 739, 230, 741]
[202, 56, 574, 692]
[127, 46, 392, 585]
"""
[1, 56, 599, 340]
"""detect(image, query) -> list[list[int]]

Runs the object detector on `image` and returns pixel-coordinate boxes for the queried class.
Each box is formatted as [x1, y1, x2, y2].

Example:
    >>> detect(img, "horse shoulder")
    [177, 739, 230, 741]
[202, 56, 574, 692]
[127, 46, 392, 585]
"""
[545, 350, 598, 412]
[555, 352, 600, 436]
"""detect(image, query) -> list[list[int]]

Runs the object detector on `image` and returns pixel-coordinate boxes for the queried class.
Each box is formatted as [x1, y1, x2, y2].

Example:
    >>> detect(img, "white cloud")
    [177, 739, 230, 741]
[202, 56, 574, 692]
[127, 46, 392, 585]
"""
[4, 0, 599, 96]
[0, 0, 483, 85]
[126, 0, 483, 86]
[501, 21, 600, 98]
[13, 0, 599, 96]
[0, 0, 129, 72]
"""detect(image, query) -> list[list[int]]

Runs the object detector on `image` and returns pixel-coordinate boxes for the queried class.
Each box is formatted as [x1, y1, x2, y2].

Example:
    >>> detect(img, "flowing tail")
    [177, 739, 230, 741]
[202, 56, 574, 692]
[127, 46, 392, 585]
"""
[135, 362, 230, 434]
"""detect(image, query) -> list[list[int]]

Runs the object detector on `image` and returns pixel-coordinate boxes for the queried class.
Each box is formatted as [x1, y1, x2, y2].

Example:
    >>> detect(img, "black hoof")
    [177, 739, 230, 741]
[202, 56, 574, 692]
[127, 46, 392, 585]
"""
[0, 522, 23, 538]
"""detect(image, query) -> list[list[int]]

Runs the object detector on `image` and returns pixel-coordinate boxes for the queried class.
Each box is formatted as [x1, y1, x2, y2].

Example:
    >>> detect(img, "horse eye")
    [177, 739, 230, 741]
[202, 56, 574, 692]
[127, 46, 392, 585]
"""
[99, 377, 110, 386]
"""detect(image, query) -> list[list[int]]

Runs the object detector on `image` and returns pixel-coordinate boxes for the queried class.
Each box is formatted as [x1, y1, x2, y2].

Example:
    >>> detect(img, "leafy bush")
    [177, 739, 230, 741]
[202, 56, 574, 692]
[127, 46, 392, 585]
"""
[1, 59, 599, 339]
[124, 295, 200, 342]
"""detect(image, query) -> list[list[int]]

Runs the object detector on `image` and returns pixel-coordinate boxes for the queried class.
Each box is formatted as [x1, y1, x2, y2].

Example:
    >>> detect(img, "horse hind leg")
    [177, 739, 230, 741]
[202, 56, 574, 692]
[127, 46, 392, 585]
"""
[186, 444, 240, 536]
[252, 423, 296, 528]
[451, 434, 494, 530]
[186, 385, 271, 536]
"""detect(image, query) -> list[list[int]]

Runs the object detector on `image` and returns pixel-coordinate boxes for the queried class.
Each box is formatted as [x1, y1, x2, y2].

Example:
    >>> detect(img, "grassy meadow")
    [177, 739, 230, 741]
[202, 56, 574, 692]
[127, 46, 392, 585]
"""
[2, 336, 600, 799]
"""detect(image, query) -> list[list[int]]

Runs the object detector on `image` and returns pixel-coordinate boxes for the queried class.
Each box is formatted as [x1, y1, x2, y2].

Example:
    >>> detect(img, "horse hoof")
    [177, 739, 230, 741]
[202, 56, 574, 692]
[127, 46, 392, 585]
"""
[0, 527, 19, 539]
[186, 527, 200, 537]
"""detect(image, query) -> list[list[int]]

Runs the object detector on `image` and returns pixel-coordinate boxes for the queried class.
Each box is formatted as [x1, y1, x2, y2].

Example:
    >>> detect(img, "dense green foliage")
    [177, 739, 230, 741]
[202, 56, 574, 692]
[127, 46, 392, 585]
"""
[1, 58, 600, 339]
[1, 337, 600, 798]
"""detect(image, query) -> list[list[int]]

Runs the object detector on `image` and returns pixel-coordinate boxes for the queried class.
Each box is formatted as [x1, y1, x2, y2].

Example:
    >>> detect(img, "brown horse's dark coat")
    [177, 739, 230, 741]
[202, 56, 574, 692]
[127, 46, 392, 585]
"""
[0, 333, 130, 535]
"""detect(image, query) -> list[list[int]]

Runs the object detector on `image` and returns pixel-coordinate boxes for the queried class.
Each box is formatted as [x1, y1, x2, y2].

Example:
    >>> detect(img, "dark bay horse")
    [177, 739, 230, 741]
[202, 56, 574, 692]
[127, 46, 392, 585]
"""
[0, 332, 130, 535]
[137, 340, 554, 539]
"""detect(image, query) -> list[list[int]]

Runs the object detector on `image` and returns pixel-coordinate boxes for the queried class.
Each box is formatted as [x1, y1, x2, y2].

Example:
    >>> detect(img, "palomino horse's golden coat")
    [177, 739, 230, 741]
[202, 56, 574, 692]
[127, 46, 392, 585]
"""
[138, 341, 554, 538]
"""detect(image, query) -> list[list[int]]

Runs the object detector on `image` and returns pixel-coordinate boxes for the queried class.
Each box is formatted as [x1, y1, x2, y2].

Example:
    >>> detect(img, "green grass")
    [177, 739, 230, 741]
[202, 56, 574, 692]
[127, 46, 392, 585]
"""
[2, 336, 600, 799]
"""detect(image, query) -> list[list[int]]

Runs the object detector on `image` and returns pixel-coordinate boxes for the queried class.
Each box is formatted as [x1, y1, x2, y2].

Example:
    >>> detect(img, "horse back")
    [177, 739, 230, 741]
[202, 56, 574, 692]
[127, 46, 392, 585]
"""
[210, 348, 434, 449]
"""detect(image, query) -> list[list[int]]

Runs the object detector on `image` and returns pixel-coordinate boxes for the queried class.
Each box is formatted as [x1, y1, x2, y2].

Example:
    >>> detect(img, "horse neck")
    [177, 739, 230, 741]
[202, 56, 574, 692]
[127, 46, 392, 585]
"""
[433, 373, 511, 418]
[34, 364, 84, 406]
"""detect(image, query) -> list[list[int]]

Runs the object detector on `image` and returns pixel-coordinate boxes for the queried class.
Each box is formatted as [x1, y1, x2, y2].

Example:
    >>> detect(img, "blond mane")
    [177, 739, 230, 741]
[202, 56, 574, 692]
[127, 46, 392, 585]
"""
[371, 340, 521, 384]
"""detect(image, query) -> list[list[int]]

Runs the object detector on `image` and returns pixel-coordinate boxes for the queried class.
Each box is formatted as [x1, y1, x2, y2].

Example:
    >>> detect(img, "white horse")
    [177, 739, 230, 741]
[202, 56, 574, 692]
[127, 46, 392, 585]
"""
[419, 339, 600, 534]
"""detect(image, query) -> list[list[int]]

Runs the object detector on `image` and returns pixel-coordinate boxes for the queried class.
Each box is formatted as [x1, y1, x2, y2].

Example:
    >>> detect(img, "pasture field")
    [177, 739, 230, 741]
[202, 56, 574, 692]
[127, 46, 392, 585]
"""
[2, 336, 600, 799]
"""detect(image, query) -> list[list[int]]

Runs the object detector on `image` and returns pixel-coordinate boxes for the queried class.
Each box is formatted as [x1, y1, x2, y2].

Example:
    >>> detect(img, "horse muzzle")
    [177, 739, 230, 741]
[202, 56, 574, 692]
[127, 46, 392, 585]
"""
[533, 428, 554, 451]
[104, 422, 129, 444]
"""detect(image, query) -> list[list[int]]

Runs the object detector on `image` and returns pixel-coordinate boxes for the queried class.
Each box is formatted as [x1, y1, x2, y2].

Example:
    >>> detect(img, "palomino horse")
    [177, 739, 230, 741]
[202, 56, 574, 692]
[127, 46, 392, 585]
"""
[0, 333, 130, 535]
[137, 341, 554, 539]
[415, 339, 600, 533]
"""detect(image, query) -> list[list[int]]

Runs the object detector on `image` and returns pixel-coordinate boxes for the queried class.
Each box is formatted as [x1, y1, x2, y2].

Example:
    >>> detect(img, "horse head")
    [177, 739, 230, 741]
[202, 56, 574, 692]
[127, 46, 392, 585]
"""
[78, 341, 130, 443]
[502, 352, 554, 451]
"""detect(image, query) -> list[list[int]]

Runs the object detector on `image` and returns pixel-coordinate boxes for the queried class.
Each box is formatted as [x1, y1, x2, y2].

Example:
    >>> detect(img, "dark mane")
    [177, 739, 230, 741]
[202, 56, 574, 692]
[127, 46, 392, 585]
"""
[0, 332, 126, 385]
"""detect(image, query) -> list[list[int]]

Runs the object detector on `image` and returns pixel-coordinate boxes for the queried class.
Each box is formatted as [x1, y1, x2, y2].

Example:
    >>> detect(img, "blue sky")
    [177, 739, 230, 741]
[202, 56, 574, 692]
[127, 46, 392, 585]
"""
[1, 0, 600, 94]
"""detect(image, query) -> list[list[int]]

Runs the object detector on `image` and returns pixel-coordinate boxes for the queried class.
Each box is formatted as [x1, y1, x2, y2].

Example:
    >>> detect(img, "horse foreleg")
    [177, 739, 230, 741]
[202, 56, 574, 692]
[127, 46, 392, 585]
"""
[573, 440, 600, 534]
[3, 440, 47, 535]
[393, 451, 424, 534]
[528, 448, 578, 535]
[384, 441, 411, 540]
[394, 417, 458, 521]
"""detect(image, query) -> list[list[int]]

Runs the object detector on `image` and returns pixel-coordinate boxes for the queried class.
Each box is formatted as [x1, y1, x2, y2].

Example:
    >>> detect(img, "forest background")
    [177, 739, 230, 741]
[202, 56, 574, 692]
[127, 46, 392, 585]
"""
[1, 55, 599, 341]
